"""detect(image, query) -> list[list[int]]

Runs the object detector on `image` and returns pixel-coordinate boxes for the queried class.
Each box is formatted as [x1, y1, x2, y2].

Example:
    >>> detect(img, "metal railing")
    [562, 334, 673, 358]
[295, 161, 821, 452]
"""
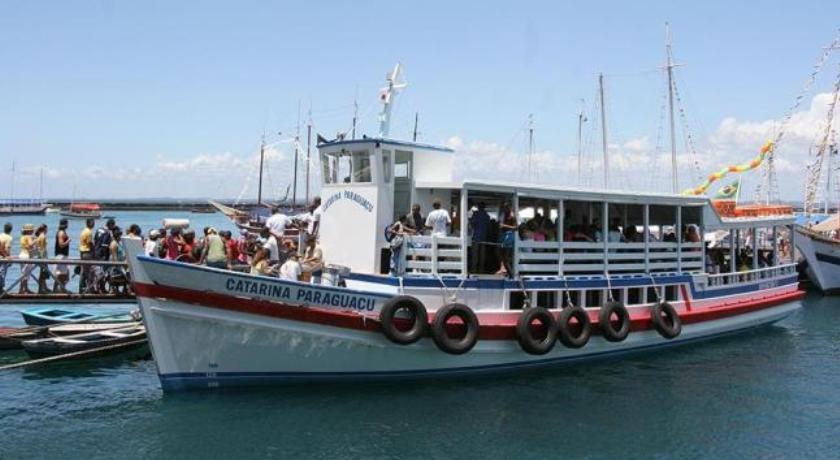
[705, 263, 797, 287]
[402, 235, 465, 275]
[0, 257, 133, 303]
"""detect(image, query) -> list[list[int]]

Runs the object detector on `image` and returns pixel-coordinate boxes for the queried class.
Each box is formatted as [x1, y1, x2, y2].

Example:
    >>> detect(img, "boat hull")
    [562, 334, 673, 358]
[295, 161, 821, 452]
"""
[135, 285, 802, 391]
[794, 226, 840, 293]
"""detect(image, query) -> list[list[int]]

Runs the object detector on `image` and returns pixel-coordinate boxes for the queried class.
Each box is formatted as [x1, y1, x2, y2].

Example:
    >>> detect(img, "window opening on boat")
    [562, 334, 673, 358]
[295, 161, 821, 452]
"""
[509, 291, 527, 310]
[646, 286, 662, 304]
[320, 149, 372, 184]
[665, 285, 679, 301]
[627, 287, 642, 305]
[465, 191, 516, 275]
[535, 290, 557, 309]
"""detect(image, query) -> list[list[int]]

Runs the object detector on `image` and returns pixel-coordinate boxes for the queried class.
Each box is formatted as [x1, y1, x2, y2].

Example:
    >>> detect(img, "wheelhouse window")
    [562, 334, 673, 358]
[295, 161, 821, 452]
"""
[321, 149, 373, 184]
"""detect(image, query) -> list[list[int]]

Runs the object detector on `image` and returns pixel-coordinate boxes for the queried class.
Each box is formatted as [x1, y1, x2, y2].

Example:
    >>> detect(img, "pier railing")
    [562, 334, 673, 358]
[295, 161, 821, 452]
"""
[0, 257, 134, 303]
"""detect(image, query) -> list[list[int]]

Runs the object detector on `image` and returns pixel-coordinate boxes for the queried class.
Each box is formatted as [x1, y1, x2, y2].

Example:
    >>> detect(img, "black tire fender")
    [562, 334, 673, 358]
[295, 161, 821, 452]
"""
[432, 303, 479, 355]
[650, 301, 682, 339]
[379, 295, 428, 345]
[516, 307, 558, 355]
[557, 305, 592, 349]
[599, 301, 631, 342]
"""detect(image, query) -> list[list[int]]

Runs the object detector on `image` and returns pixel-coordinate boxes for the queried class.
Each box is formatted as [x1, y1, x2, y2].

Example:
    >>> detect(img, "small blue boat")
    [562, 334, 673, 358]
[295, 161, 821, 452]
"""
[20, 308, 138, 326]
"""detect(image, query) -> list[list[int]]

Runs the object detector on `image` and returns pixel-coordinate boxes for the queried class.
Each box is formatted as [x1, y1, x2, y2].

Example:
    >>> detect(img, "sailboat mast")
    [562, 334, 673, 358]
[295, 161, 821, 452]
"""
[306, 108, 312, 205]
[352, 91, 358, 140]
[577, 99, 586, 186]
[413, 112, 419, 142]
[527, 113, 534, 182]
[257, 136, 265, 206]
[666, 22, 679, 194]
[293, 100, 301, 208]
[825, 147, 833, 214]
[599, 73, 609, 188]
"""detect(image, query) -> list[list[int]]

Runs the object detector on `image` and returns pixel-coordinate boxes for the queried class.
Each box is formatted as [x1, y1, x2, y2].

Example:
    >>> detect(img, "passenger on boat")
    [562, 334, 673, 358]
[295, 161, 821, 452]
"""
[18, 224, 36, 294]
[495, 202, 517, 277]
[405, 203, 425, 235]
[236, 229, 251, 264]
[126, 224, 143, 241]
[570, 225, 594, 242]
[79, 218, 95, 293]
[250, 248, 272, 276]
[201, 228, 228, 269]
[301, 235, 323, 284]
[386, 215, 414, 276]
[266, 210, 292, 240]
[607, 219, 624, 242]
[164, 227, 183, 260]
[623, 225, 644, 243]
[219, 230, 238, 269]
[179, 230, 197, 263]
[425, 199, 451, 237]
[299, 197, 322, 240]
[684, 225, 701, 249]
[94, 218, 116, 261]
[145, 230, 160, 257]
[469, 202, 491, 273]
[0, 222, 11, 294]
[259, 228, 281, 264]
[279, 252, 302, 281]
[53, 219, 71, 293]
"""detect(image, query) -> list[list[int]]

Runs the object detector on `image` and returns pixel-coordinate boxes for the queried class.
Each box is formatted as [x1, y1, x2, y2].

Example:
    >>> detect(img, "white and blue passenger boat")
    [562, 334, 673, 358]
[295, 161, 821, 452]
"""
[125, 65, 804, 391]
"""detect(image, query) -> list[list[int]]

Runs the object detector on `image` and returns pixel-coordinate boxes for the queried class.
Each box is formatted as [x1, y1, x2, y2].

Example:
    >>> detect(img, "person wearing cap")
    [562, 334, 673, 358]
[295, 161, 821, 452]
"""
[200, 227, 227, 269]
[0, 223, 12, 294]
[146, 230, 160, 257]
[53, 218, 71, 293]
[18, 224, 36, 294]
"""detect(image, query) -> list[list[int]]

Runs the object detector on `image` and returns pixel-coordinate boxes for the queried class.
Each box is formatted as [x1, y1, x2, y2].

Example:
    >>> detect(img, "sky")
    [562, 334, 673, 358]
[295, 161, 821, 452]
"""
[2, 1, 840, 202]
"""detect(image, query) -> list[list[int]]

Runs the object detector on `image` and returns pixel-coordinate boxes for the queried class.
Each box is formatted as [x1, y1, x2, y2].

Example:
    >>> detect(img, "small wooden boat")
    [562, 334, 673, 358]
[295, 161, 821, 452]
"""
[0, 322, 137, 350]
[22, 324, 147, 358]
[60, 203, 102, 218]
[21, 307, 139, 326]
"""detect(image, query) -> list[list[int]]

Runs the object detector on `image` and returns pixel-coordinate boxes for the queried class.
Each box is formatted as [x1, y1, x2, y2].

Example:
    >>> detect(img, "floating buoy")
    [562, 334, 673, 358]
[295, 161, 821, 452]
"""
[431, 303, 479, 355]
[599, 301, 631, 342]
[516, 307, 558, 355]
[379, 295, 428, 345]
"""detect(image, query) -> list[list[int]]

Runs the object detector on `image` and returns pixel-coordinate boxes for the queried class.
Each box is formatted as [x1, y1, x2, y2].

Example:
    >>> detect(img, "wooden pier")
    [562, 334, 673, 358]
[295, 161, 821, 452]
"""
[0, 258, 136, 304]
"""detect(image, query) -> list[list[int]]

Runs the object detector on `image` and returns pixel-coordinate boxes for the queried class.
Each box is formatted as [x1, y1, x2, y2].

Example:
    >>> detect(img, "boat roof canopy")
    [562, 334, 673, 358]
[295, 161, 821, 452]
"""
[318, 137, 454, 153]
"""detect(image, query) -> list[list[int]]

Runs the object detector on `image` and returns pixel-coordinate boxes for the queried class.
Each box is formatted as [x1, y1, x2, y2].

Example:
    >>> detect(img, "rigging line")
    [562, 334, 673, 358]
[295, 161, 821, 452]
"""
[670, 71, 702, 185]
[650, 69, 669, 192]
[804, 60, 840, 214]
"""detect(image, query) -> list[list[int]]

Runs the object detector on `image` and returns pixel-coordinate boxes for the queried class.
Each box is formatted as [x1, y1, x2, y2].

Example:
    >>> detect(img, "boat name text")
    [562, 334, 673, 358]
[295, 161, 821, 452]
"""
[225, 278, 376, 311]
[321, 190, 374, 213]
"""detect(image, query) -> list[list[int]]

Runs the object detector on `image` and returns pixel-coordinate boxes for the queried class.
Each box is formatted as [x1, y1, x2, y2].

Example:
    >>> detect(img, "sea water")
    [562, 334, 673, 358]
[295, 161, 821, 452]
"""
[0, 212, 838, 459]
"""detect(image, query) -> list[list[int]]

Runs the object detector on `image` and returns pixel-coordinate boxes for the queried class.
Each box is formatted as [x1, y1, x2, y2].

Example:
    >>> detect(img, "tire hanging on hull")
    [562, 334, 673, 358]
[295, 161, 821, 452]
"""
[599, 301, 631, 342]
[432, 303, 479, 355]
[516, 307, 558, 355]
[379, 295, 428, 345]
[557, 305, 591, 348]
[650, 301, 682, 339]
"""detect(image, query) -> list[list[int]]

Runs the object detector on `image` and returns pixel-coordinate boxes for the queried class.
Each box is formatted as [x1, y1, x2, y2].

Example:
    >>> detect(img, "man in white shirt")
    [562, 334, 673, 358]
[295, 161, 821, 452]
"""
[425, 199, 451, 237]
[261, 229, 280, 264]
[265, 210, 291, 239]
[279, 253, 302, 281]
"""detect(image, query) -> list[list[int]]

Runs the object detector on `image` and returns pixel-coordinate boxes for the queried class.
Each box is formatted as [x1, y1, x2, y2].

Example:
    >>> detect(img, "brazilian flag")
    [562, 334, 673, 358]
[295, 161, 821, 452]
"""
[714, 179, 741, 199]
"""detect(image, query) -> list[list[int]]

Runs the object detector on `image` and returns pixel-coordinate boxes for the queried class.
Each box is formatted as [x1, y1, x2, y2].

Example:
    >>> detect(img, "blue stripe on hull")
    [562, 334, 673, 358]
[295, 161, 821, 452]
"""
[815, 252, 840, 266]
[158, 310, 797, 391]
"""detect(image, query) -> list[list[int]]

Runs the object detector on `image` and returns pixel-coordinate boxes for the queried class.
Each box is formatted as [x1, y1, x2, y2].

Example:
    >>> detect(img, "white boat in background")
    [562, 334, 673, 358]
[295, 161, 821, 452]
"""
[795, 215, 840, 293]
[125, 63, 804, 391]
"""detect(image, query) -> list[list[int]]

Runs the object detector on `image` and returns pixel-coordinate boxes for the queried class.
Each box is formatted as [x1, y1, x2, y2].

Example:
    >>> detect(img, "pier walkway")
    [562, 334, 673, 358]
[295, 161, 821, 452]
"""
[0, 258, 136, 304]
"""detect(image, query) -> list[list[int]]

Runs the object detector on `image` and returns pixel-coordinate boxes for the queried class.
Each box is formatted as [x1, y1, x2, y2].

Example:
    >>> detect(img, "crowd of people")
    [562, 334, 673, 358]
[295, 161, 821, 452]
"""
[0, 196, 326, 295]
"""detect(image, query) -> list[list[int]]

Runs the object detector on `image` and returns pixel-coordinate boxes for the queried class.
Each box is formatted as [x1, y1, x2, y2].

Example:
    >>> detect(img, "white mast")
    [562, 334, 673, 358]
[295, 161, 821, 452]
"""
[665, 22, 679, 194]
[527, 113, 534, 182]
[378, 63, 407, 138]
[577, 98, 587, 186]
[599, 73, 609, 188]
[825, 145, 833, 214]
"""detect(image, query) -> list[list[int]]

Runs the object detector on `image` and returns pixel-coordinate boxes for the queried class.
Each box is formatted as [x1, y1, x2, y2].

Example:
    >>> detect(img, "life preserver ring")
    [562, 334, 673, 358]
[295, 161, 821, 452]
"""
[379, 295, 428, 345]
[516, 307, 558, 355]
[650, 302, 681, 339]
[431, 303, 479, 355]
[557, 305, 591, 348]
[599, 301, 631, 342]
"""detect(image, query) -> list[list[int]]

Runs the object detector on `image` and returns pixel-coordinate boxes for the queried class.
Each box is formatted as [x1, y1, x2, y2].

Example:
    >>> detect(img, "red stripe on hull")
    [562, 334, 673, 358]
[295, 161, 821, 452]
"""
[133, 283, 804, 341]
